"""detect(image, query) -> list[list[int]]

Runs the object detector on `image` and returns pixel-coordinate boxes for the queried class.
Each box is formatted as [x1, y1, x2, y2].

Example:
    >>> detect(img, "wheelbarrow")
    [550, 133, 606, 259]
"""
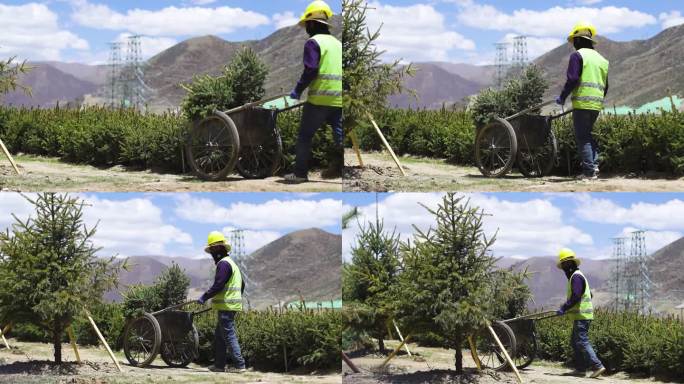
[123, 301, 211, 368]
[185, 94, 304, 181]
[475, 100, 573, 178]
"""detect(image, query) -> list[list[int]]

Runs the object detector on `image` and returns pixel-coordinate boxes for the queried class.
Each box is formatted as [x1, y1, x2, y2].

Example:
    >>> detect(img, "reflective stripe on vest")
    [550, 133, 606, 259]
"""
[212, 256, 243, 312]
[308, 34, 342, 107]
[566, 270, 594, 321]
[571, 48, 609, 111]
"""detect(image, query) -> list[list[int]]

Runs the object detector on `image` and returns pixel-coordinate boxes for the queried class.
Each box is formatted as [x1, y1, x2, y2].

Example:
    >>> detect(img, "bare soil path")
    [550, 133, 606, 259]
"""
[0, 155, 341, 192]
[343, 341, 674, 384]
[0, 339, 340, 384]
[344, 150, 684, 192]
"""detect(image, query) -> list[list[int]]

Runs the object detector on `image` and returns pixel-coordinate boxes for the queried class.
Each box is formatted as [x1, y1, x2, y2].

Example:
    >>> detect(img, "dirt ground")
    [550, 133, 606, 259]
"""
[0, 155, 341, 192]
[343, 341, 673, 384]
[0, 339, 340, 384]
[344, 150, 684, 192]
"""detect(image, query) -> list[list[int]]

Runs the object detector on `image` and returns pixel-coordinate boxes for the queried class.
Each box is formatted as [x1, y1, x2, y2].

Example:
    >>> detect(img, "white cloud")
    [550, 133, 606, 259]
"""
[70, 0, 270, 36]
[365, 1, 476, 62]
[454, 1, 656, 37]
[0, 3, 88, 60]
[343, 193, 592, 262]
[578, 0, 602, 5]
[115, 33, 178, 59]
[659, 10, 684, 29]
[221, 227, 283, 254]
[0, 193, 35, 230]
[574, 196, 684, 231]
[273, 11, 298, 29]
[189, 0, 217, 5]
[174, 194, 346, 230]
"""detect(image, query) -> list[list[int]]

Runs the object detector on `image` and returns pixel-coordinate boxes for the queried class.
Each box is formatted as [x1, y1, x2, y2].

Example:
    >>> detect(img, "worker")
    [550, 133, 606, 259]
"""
[555, 248, 605, 378]
[284, 0, 343, 183]
[555, 22, 609, 180]
[198, 231, 246, 373]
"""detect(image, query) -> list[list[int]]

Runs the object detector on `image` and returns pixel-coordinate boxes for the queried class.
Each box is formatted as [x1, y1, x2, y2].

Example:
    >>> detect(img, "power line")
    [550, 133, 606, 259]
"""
[511, 36, 528, 69]
[494, 42, 509, 89]
[107, 42, 123, 107]
[229, 229, 246, 261]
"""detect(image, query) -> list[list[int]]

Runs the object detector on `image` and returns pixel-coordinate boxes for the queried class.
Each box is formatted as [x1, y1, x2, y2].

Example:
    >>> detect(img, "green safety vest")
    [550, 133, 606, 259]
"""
[566, 270, 594, 321]
[212, 256, 243, 312]
[308, 34, 342, 107]
[571, 48, 609, 111]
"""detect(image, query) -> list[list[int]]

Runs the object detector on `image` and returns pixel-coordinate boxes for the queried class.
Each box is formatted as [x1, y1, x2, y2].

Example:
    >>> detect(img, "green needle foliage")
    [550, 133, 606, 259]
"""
[397, 193, 498, 373]
[0, 193, 123, 363]
[0, 57, 31, 97]
[181, 46, 267, 120]
[122, 262, 191, 317]
[343, 219, 401, 352]
[342, 0, 413, 129]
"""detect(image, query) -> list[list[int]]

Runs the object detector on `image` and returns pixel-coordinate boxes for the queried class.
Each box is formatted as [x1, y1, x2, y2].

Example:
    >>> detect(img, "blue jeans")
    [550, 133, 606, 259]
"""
[571, 320, 603, 371]
[215, 310, 245, 369]
[572, 109, 600, 176]
[294, 102, 343, 177]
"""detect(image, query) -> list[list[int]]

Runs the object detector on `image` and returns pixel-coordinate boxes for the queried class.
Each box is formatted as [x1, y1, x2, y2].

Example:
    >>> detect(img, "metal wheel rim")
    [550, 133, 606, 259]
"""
[124, 316, 159, 366]
[517, 131, 557, 177]
[475, 322, 516, 371]
[188, 116, 238, 178]
[476, 120, 516, 177]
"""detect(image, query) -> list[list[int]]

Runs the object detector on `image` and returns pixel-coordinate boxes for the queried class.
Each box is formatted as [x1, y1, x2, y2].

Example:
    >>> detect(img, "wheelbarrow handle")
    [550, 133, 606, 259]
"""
[502, 310, 560, 322]
[224, 93, 290, 114]
[504, 99, 556, 121]
[150, 300, 199, 315]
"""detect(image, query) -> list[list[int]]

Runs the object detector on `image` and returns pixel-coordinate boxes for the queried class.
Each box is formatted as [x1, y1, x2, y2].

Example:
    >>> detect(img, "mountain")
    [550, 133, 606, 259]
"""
[1, 17, 341, 109]
[394, 23, 684, 109]
[534, 23, 684, 108]
[503, 236, 684, 313]
[106, 228, 341, 309]
[2, 63, 99, 107]
[389, 62, 483, 109]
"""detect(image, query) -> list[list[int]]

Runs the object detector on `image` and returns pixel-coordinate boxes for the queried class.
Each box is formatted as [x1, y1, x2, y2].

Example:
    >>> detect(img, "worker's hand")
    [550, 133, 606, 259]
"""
[556, 309, 565, 316]
[289, 90, 300, 100]
[197, 297, 206, 305]
[555, 96, 563, 105]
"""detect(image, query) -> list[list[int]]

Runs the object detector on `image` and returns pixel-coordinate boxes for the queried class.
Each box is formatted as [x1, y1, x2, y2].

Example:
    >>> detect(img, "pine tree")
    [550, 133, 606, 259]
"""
[0, 57, 31, 97]
[342, 0, 413, 128]
[224, 46, 268, 106]
[0, 193, 122, 363]
[343, 219, 400, 352]
[396, 193, 497, 373]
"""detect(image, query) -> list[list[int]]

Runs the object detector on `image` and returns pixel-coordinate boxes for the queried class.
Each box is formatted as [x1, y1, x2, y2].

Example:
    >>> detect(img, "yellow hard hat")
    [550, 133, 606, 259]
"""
[205, 231, 231, 253]
[299, 0, 334, 27]
[557, 248, 581, 268]
[567, 21, 597, 43]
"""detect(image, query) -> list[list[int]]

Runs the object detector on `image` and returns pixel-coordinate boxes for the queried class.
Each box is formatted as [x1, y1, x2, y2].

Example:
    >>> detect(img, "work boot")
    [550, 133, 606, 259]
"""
[283, 173, 308, 183]
[208, 365, 226, 373]
[576, 173, 598, 181]
[590, 366, 606, 378]
[225, 367, 247, 373]
[561, 370, 586, 377]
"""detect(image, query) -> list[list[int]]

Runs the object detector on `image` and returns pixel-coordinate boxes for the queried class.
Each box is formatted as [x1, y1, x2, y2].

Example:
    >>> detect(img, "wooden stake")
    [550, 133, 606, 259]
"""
[392, 320, 411, 356]
[468, 336, 481, 371]
[0, 326, 10, 350]
[67, 326, 81, 363]
[378, 335, 410, 369]
[487, 325, 522, 383]
[85, 310, 122, 372]
[341, 352, 360, 373]
[366, 112, 406, 176]
[0, 139, 20, 175]
[350, 131, 364, 167]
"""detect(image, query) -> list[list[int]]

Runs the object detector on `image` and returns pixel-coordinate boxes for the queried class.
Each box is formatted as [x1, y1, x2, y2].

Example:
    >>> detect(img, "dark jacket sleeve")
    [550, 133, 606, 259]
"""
[560, 52, 582, 103]
[294, 39, 321, 95]
[561, 273, 586, 312]
[200, 261, 232, 302]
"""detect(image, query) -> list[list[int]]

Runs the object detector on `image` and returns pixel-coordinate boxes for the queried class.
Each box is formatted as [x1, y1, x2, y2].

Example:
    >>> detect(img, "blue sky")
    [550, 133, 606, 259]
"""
[0, 192, 345, 258]
[341, 192, 684, 262]
[0, 0, 342, 63]
[365, 0, 684, 64]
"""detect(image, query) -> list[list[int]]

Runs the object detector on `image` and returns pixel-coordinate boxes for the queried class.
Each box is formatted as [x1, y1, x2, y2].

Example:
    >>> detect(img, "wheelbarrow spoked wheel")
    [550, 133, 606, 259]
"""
[517, 129, 557, 178]
[474, 321, 517, 371]
[514, 334, 537, 369]
[160, 325, 199, 368]
[123, 313, 162, 367]
[236, 128, 283, 179]
[475, 117, 517, 177]
[186, 111, 240, 181]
